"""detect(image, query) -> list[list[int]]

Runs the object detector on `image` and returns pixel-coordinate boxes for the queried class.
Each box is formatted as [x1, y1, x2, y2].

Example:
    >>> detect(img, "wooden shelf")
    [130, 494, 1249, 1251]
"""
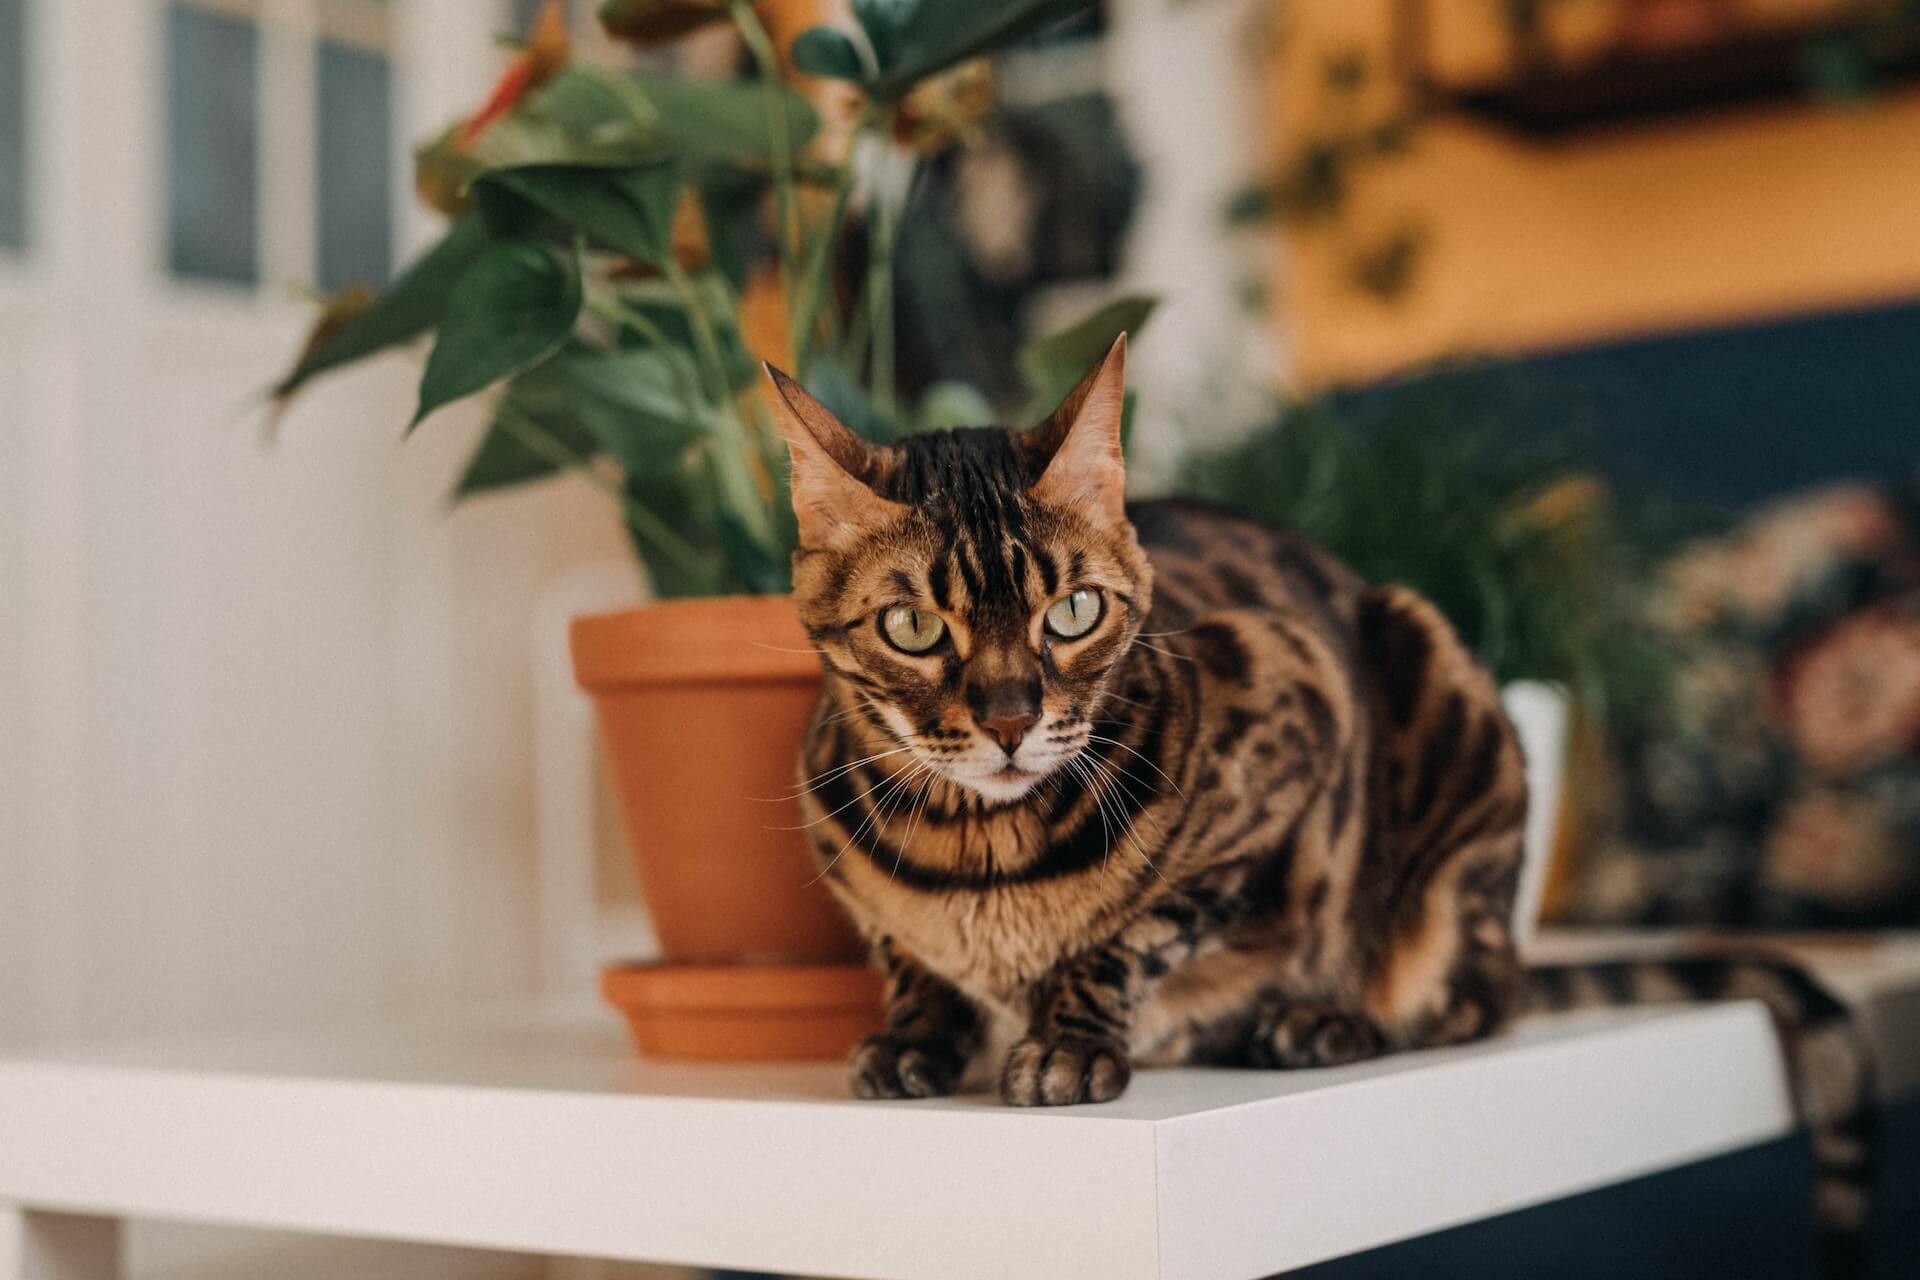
[1414, 19, 1920, 139]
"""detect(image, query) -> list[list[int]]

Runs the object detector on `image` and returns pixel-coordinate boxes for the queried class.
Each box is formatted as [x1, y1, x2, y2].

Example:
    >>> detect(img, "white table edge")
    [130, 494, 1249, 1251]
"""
[0, 1001, 1807, 1280]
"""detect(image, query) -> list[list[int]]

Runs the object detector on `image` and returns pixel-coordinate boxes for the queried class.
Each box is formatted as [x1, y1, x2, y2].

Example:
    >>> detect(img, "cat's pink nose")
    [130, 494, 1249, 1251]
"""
[979, 711, 1039, 755]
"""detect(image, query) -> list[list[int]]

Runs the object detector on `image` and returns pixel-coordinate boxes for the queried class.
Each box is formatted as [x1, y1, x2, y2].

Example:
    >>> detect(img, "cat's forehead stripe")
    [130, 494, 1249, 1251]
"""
[1032, 543, 1059, 596]
[928, 555, 951, 610]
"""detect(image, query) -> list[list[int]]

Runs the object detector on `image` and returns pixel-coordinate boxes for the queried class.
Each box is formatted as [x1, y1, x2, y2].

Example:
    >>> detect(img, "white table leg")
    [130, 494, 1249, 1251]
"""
[0, 1207, 121, 1280]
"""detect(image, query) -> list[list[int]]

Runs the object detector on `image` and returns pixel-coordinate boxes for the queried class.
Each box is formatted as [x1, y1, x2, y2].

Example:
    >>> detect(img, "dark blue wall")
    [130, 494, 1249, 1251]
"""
[1504, 299, 1920, 506]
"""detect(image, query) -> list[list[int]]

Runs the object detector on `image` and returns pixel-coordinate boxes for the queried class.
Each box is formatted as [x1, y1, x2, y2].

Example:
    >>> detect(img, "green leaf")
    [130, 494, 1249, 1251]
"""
[804, 360, 901, 442]
[695, 166, 767, 291]
[860, 0, 1094, 101]
[714, 511, 793, 594]
[436, 66, 817, 184]
[472, 159, 682, 264]
[611, 291, 698, 350]
[414, 70, 662, 212]
[1016, 293, 1157, 420]
[628, 73, 820, 167]
[684, 272, 762, 390]
[612, 281, 753, 389]
[548, 344, 710, 468]
[272, 216, 489, 399]
[915, 380, 995, 431]
[791, 26, 867, 82]
[412, 240, 583, 430]
[851, 0, 906, 73]
[456, 338, 712, 498]
[529, 65, 661, 137]
[454, 401, 596, 498]
[456, 344, 704, 500]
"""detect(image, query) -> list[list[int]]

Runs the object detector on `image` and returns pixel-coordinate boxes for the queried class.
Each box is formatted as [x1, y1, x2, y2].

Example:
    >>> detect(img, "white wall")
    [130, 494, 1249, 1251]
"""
[0, 0, 631, 1050]
[0, 5, 646, 1275]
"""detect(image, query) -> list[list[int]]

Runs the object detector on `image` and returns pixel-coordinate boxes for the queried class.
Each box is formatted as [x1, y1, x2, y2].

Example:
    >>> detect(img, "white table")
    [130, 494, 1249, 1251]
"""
[4, 935, 1918, 1280]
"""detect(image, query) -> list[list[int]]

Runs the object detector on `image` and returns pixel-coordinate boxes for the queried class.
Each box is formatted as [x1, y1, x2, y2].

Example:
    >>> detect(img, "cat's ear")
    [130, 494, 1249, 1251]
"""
[763, 363, 908, 548]
[1030, 333, 1128, 523]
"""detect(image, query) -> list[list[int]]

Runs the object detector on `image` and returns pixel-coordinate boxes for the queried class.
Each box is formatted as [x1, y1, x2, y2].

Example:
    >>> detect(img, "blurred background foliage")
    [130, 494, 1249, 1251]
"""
[1182, 366, 1692, 726]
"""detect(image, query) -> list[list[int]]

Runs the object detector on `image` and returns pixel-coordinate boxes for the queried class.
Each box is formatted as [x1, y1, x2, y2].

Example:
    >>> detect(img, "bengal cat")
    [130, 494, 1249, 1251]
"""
[764, 340, 1875, 1275]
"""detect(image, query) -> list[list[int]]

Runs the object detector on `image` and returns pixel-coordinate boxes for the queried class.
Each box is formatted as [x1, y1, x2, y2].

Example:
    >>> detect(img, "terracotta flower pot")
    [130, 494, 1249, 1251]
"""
[571, 594, 880, 1059]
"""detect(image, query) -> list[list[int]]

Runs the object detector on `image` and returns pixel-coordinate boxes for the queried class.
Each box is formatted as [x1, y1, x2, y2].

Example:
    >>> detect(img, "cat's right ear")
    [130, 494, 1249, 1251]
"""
[762, 364, 908, 548]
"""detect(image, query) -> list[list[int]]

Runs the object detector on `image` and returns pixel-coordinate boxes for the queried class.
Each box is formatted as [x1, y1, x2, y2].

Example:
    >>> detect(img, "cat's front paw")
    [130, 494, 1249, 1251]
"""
[1249, 1001, 1386, 1069]
[849, 1033, 966, 1099]
[999, 1034, 1131, 1106]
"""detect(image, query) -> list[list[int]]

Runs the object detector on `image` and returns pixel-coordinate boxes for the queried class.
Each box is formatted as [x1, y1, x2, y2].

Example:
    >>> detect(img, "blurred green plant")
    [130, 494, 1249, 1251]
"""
[1180, 369, 1680, 724]
[271, 0, 1147, 598]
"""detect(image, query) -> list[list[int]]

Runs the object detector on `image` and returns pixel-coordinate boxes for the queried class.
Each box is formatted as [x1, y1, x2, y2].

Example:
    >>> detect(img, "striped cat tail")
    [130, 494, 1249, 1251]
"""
[1525, 953, 1877, 1279]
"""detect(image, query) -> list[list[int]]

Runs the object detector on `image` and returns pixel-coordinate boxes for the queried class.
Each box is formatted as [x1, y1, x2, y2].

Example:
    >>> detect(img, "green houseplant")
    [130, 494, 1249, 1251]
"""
[271, 0, 1147, 1059]
[276, 0, 1138, 598]
[1181, 368, 1672, 727]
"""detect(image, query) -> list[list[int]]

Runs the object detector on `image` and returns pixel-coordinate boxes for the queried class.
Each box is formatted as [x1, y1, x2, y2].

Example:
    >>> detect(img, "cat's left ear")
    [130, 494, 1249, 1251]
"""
[1030, 334, 1128, 523]
[763, 363, 908, 548]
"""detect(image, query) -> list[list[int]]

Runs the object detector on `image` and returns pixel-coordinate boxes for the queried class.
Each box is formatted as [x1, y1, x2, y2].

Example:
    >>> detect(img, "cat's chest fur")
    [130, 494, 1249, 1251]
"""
[889, 890, 1083, 1002]
[832, 812, 1124, 1002]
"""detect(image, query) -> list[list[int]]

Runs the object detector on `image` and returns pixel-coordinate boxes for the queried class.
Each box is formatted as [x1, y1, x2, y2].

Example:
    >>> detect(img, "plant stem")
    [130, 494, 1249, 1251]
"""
[729, 0, 799, 347]
[584, 292, 702, 426]
[867, 145, 901, 419]
[791, 104, 874, 378]
[844, 273, 871, 380]
[662, 260, 734, 405]
[662, 260, 777, 547]
[493, 400, 709, 581]
[792, 159, 851, 377]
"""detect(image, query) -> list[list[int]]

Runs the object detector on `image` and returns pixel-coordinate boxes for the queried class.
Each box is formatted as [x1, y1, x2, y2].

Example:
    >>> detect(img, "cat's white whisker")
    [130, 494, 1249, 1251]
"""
[1061, 752, 1117, 871]
[1076, 748, 1169, 881]
[1097, 690, 1153, 712]
[1130, 638, 1193, 663]
[807, 758, 932, 887]
[773, 757, 918, 830]
[892, 764, 940, 883]
[1084, 732, 1188, 800]
[773, 744, 914, 801]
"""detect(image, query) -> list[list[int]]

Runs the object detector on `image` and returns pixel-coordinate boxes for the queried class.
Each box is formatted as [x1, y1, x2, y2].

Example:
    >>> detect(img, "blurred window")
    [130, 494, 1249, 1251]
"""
[166, 4, 261, 284]
[316, 39, 393, 290]
[166, 0, 396, 290]
[1, 0, 28, 250]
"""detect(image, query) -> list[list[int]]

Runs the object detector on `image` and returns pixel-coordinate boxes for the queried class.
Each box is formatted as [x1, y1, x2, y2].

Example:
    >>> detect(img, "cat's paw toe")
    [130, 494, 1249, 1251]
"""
[1253, 1003, 1384, 1069]
[849, 1034, 962, 1099]
[999, 1035, 1131, 1106]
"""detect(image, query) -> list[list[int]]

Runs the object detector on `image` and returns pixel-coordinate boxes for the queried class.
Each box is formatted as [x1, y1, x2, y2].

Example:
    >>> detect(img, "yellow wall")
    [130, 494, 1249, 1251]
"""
[1275, 0, 1920, 387]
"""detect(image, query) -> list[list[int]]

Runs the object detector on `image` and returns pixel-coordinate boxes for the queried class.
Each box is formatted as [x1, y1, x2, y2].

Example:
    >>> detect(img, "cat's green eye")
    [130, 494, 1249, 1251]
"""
[881, 606, 948, 654]
[1045, 589, 1102, 639]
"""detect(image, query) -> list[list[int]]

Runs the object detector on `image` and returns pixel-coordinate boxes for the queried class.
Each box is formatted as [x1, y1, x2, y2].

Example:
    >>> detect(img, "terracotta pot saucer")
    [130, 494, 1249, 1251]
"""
[602, 961, 882, 1061]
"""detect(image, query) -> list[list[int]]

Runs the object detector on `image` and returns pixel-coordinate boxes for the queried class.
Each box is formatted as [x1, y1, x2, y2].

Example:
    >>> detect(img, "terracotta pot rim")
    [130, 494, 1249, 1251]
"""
[571, 593, 822, 689]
